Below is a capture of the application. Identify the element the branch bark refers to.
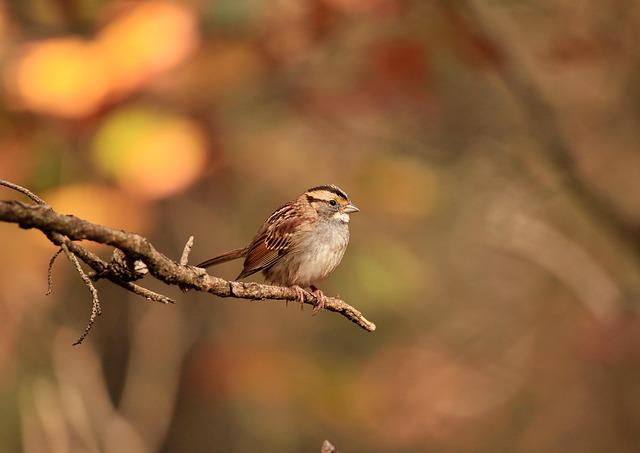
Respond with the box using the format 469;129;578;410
0;198;376;333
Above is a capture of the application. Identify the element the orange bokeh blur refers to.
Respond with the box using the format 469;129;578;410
6;38;110;117
45;183;152;235
3;1;198;118
96;1;199;97
92;107;208;200
2;1;640;451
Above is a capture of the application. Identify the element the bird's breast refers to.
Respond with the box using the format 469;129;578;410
265;221;349;287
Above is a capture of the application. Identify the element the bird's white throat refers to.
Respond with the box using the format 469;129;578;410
333;212;350;223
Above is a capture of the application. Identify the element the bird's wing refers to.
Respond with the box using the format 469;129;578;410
236;203;303;279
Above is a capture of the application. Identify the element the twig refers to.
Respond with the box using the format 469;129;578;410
61;243;102;345
46;248;63;295
116;280;174;304
0;179;48;205
0;190;376;332
57;236;174;304
92;248;148;282
321;440;338;453
180;236;194;266
2;178;175;344
1;179;106;343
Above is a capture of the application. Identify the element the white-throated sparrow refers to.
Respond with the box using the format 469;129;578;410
196;184;359;311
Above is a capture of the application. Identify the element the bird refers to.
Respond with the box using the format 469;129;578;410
196;184;359;311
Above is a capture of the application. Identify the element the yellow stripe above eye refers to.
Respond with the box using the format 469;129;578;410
306;190;347;204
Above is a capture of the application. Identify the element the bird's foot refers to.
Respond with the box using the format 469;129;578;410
310;285;326;314
290;285;307;310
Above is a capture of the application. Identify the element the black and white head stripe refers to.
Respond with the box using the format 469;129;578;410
305;184;349;201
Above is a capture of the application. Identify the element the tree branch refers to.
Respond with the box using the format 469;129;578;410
321;440;338;453
55;234;174;305
0;197;376;333
60;242;102;345
46;248;63;296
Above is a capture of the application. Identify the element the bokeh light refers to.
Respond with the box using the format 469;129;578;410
2;1;640;452
92;107;207;199
96;1;199;96
45;183;152;234
3;1;198;118
5;38;109;117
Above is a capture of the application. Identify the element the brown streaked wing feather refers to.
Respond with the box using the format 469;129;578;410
236;203;303;279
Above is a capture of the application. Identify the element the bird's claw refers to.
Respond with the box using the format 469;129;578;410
311;287;326;315
287;285;326;313
290;285;307;310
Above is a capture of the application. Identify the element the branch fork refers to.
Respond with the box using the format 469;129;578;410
0;180;376;343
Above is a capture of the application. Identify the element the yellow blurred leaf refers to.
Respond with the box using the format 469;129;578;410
97;1;199;95
5;38;109;117
3;1;198;118
92;107;207;199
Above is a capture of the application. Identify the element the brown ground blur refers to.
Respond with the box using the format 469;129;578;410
1;1;640;452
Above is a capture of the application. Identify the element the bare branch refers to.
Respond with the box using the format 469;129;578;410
321;440;338;453
61;242;102;345
0;179;48;205
46;248;63;296
56;236;174;305
92;248;148;282
115;281;174;304
2;178;175;342
0;196;376;333
180;236;195;266
2;179;107;342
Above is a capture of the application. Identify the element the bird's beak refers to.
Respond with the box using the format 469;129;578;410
343;203;359;213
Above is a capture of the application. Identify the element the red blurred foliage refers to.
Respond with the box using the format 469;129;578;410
365;37;431;99
440;5;503;70
321;0;406;16
579;316;640;364
545;34;617;66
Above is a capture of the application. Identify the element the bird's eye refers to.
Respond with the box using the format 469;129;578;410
329;200;337;206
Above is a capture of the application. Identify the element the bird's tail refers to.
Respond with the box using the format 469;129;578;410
196;247;247;269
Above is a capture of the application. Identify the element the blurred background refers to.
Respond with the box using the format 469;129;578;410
1;0;640;451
